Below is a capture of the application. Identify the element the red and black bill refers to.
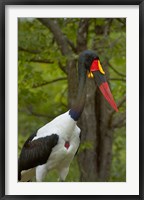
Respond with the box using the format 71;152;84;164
90;60;118;112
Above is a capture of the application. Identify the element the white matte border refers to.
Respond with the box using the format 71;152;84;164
5;5;139;195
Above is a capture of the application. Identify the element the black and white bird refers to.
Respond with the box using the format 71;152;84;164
18;50;118;182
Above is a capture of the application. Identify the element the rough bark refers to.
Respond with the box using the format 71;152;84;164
96;89;114;181
74;19;98;181
78;79;98;181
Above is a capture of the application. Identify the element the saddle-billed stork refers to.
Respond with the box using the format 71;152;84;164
18;50;118;182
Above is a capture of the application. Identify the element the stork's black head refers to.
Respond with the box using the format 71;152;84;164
78;50;99;71
78;50;118;112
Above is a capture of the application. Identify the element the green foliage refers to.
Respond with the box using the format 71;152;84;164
18;18;126;182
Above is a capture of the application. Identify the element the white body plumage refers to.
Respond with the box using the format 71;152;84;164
32;111;81;181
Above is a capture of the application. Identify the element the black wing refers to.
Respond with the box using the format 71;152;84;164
18;133;59;181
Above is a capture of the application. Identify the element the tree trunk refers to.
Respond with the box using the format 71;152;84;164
78;79;98;181
77;19;115;182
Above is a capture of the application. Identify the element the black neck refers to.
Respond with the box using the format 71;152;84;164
69;66;86;121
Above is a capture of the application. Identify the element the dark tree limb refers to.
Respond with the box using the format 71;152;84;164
66;38;77;53
58;61;68;75
32;77;67;88
77;19;89;51
108;95;126;128
59;87;68;108
110;95;126;116
116;18;126;26
109;64;126;77
19;107;54;120
117;95;126;108
111;112;126;129
114;95;126;114
76;19;89;52
18;46;41;54
29;58;54;64
28;110;52;119
109;78;126;82
104;19;113;36
37;18;70;56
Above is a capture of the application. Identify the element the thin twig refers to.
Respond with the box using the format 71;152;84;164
29;59;54;64
58;61;68;74
66;39;77;53
109;64;126;77
18;46;41;54
111;112;126;129
32;77;67;88
27;106;56;120
109;78;126;82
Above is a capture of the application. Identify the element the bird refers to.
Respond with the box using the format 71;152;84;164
18;50;118;182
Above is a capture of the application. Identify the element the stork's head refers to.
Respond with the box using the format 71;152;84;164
78;50;118;112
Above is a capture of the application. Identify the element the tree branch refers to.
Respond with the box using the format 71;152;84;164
104;19;113;36
117;95;126;109
32;77;67;88
59;87;68;108
26;107;55;120
111;112;126;129
109;62;126;77
37;18;70;56
58;61;68;74
18;46;41;54
66;38;77;53
76;18;89;52
29;58;54;64
108;95;126;128
116;18;126;26
109;78;126;82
